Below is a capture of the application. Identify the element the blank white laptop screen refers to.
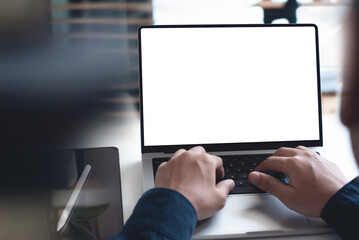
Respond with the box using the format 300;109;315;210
140;25;320;147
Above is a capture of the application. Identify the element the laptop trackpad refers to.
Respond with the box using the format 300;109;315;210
193;194;310;238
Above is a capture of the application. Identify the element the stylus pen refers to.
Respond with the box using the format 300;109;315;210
56;164;92;232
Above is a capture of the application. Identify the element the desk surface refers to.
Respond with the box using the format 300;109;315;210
70;94;357;240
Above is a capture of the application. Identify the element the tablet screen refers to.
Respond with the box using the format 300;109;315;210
46;147;123;240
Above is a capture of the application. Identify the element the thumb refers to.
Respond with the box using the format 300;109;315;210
249;171;290;200
216;179;235;197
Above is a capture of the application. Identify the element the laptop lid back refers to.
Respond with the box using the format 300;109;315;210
138;24;322;154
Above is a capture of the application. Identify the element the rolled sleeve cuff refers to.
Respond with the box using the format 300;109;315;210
121;188;197;240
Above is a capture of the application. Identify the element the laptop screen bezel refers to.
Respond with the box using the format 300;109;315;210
138;24;323;154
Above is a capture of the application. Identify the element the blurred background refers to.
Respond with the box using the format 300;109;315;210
0;0;348;150
0;0;350;239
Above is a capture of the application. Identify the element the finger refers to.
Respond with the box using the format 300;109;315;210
295;145;309;151
216;179;235;198
158;161;167;169
172;149;186;159
156;161;167;175
189;146;224;177
255;156;290;174
188;146;223;172
154;162;167;183
210;155;224;178
249;171;292;200
188;146;206;154
273;147;299;157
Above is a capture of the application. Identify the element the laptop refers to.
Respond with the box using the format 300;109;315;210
138;24;333;239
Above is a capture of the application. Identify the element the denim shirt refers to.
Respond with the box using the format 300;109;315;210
111;188;197;240
321;176;359;240
112;177;359;240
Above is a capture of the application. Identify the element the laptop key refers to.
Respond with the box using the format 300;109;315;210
226;174;240;180
251;161;258;167
239;161;246;167
239;173;248;180
235;167;244;173
235;180;248;187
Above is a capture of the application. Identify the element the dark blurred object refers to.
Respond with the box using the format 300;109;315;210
0;0;51;43
0;1;143;239
0;0;152;151
0;0;150;151
263;0;298;23
0;41;128;150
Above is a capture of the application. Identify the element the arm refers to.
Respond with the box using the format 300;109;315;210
249;146;355;238
321;177;359;239
112;188;197;240
112;147;234;240
248;146;348;217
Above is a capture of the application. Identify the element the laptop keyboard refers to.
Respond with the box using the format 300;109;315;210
152;154;289;194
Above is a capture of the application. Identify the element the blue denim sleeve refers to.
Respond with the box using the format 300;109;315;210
111;188;198;240
321;176;359;240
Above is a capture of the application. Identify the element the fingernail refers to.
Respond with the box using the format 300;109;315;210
226;179;235;189
249;172;260;185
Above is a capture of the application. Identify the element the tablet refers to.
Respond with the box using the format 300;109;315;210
46;147;123;240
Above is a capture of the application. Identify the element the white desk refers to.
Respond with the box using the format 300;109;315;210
72;105;357;239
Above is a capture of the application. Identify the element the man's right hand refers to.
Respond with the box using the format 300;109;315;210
249;146;349;217
155;146;235;220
